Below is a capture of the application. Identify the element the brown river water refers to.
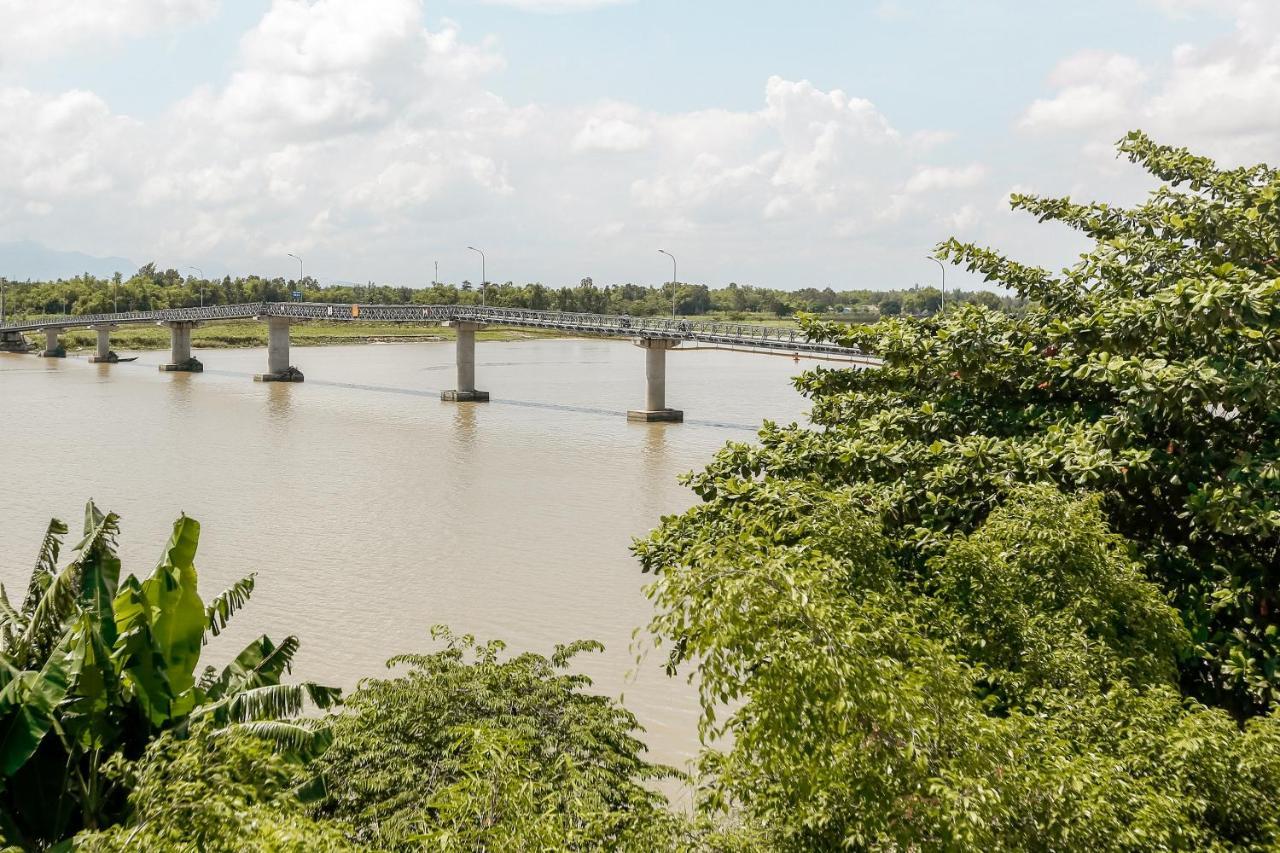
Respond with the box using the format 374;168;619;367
0;337;818;783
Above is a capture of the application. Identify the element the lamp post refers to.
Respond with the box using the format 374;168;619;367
287;253;303;301
926;256;946;317
467;246;486;307
187;266;205;307
658;249;677;317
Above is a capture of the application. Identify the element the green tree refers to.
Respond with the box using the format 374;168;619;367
638;484;1280;849
0;503;338;848
310;628;682;851
633;131;1280;847
72;727;354;852
664;131;1280;716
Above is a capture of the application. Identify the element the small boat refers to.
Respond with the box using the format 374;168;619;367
116;356;139;362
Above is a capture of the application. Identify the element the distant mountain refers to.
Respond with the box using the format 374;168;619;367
0;240;135;281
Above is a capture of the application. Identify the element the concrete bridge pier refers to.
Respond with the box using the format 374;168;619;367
87;325;118;363
39;329;66;358
627;338;683;423
255;316;304;382
159;322;202;372
1;330;31;353
441;321;488;402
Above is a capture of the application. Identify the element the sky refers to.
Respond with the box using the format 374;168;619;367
0;0;1275;290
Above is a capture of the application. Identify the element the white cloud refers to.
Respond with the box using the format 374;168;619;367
572;110;653;153
944;204;980;231
0;0;217;65
904;164;987;194
1019;3;1280;163
1020;52;1148;131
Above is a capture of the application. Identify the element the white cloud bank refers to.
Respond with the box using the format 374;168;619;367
0;0;217;65
1020;0;1280;163
0;0;1275;287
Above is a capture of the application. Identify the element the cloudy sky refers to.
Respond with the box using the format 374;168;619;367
0;0;1275;289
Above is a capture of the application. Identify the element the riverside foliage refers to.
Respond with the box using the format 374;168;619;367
635;132;1280;848
6;132;1280;850
0;505;337;849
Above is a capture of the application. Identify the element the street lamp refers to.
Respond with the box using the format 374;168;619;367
287;253;303;301
187;266;205;307
926;256;946;316
658;249;677;317
467;246;486;307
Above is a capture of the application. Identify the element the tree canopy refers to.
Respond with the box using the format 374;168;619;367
635;132;1280;848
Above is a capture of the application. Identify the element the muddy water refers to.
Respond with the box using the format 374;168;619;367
0;338;817;780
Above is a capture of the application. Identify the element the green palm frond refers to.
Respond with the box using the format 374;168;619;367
231;719;335;760
205;634;301;701
203;573;256;643
196;664;220;694
195;681;341;725
19;518;67;617
0;587;23;652
12;559;83;667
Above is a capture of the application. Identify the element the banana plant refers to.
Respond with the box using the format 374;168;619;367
0;503;339;848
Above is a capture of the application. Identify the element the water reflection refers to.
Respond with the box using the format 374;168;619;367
264;383;294;424
451;401;479;449
164;371;194;413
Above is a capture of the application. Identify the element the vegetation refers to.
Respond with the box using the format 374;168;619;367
1;264;1016;322
6;131;1280;850
635;132;1280;847
71;727;353;852
0;504;337;849
310;629;690;851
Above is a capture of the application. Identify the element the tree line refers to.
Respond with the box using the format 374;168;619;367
1;265;1018;321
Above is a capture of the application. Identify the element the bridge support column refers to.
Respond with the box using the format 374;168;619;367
159;322;202;372
627;338;682;422
1;330;31;353
39;329;65;358
255;317;304;382
441;321;488;402
87;325;118;363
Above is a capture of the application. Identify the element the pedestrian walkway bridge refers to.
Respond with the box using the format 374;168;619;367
0;302;870;423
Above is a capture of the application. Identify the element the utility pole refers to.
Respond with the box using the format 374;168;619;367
467;246;486;307
187;266;204;307
287;253;303;301
926;256;946;316
434;260;439;286
658;249;677;317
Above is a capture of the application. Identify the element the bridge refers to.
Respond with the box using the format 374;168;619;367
0;302;868;422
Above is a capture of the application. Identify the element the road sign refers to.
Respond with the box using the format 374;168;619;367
292;291;302;300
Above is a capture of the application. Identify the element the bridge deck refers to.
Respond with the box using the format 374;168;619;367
0;303;863;357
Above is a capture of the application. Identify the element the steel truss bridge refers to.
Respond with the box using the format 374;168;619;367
0;302;864;358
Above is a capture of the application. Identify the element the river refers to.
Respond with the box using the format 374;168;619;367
0;337;816;783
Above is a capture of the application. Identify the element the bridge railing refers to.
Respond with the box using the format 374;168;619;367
0;302;863;355
0;303;268;332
